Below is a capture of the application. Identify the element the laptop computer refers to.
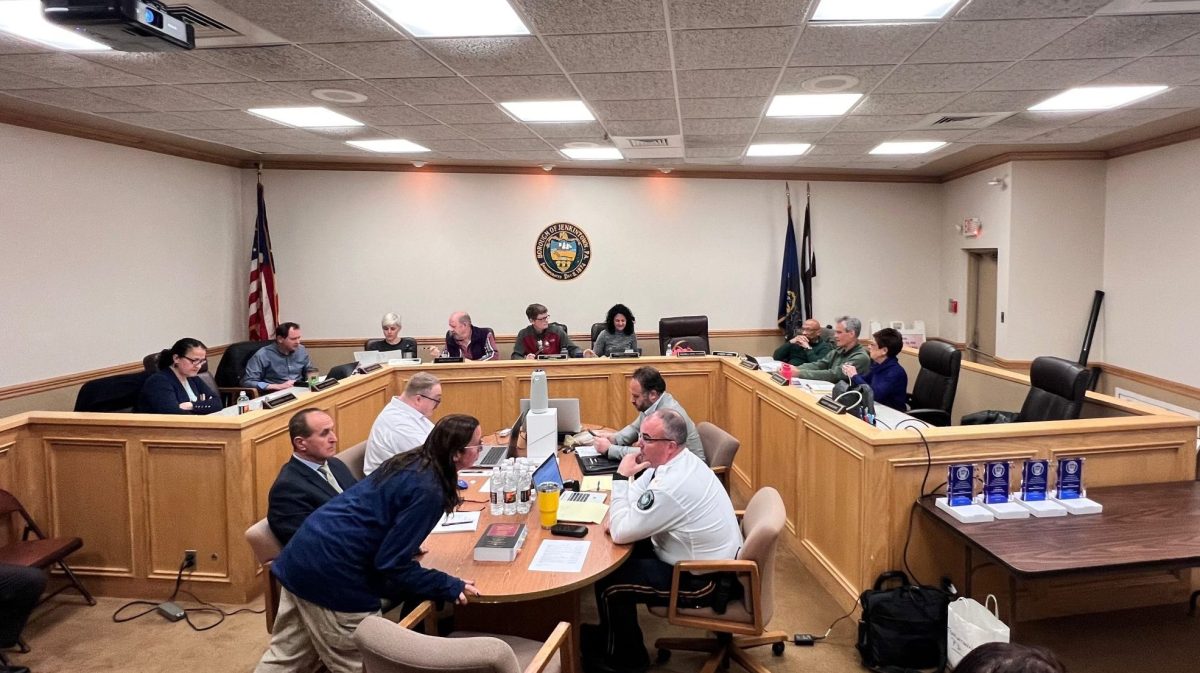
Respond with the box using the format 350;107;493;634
518;398;582;433
574;452;622;476
473;414;523;468
532;453;607;504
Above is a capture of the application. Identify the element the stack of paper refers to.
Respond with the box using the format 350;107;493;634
557;501;608;524
581;475;613;492
430;510;481;533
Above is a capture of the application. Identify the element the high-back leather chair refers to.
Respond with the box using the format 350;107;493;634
74;371;151;412
365;337;418;355
244;518;283;633
650;487;788;672
1017;356;1090;422
590;322;606;349
214;340;271;398
658;315;709;355
338;440;368;481
697;422;739;492
906;341;962;426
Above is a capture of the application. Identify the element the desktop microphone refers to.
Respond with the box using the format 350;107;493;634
530;369;549;411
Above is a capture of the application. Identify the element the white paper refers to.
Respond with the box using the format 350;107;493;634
429;510;481;533
575;446;601;458
528;540;591;573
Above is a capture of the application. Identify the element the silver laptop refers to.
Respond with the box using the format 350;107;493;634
518;398;582;434
472;444;509;468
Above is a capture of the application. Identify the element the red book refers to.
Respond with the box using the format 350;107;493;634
473;523;528;562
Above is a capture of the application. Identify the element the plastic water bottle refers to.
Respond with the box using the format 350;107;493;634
236;390;250;414
489;466;503;515
516;467;532;514
502;466;517;515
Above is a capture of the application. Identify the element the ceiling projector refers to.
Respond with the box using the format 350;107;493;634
42;1;195;51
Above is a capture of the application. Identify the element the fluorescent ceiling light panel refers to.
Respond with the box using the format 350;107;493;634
767;93;862;117
365;0;529;37
746;143;812;157
246;107;364;128
347;139;431;153
500;100;594;122
869;141;947;154
0;0;111;51
560;147;623;160
1028;85;1168;111
812;0;960;21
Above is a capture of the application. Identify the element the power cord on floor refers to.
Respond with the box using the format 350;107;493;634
112;557;263;631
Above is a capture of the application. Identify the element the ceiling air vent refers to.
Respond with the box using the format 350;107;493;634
627;137;671;147
160;2;287;47
611;134;684;158
916;112;1013;130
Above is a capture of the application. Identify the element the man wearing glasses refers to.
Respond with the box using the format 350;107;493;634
511;303;592;359
795;315;872;383
583;409;742;673
364;372;442;475
592;366;704;461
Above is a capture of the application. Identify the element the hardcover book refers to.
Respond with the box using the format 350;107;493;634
473;523;528;562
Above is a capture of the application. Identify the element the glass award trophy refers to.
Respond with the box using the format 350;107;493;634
1016;459;1066;517
935;462;993;523
1051;457;1102;514
980;461;1028;519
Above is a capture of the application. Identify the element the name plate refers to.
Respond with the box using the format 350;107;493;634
360;363;384;373
982;461;1010;504
536;353;568;360
610;351;640;359
434;356;463;364
947;463;975;506
713;350;739;357
738;358;760;371
1021;459;1049;502
770;372;790;386
261;392;298;409
676;350;707;357
817;395;847;414
311;378;339;391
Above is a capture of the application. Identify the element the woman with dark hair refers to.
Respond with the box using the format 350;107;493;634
593;303;638;357
256;414;482;673
955;642;1067;673
136;338;222;414
842;327;909;411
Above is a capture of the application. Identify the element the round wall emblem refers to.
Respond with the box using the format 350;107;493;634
535;222;591;280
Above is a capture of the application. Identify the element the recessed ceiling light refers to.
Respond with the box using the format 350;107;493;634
812;0;961;21
364;0;529;38
747;143;812;157
561;147;623;161
1028;85;1169;111
247;107;364;128
766;93;862;117
347;139;431;153
500;100;595;122
311;88;369;104
0;0;110;51
869;141;947;155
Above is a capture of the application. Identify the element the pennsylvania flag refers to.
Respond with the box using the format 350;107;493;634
777;186;803;338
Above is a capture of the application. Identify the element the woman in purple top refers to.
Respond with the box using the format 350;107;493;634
843;327;909;411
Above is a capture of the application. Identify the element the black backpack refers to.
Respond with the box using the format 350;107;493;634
856;571;951;673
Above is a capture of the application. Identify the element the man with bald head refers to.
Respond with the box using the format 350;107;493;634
428;312;498;361
772;318;832;366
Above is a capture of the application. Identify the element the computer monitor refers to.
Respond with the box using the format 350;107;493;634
518;398;582;433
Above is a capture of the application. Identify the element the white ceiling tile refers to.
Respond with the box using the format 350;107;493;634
420;139;496;152
0;72;59;90
175;110;290;130
1128;85;1200;108
908;19;1081;64
422;37;560;76
528;121;606;138
751;132;823;144
238;142;306;154
891;129;975;141
607;119;681;136
515;0;665;33
546;32;670;73
213;0;399;43
682;118;758;134
1032;15;1200;60
875;63;1013;94
4;88;149;113
820;131;896;144
174;82;308;108
483;137;555;151
0;53;151;87
680;97;765;118
468;74;578;100
178;129;266;146
572;71;675;101
978;58;1129;91
328;106;428;126
1155;32;1200;56
303;125;382;139
757;117;840;133
415;103;510;124
1026;126;1125;143
592;99;677;120
684;133;752;147
85;86;230;112
268;80;401;106
1072;107;1184;127
834;115;925;131
677;69;780;98
244;128;327;143
369;78;488;105
992;111;1092;130
497;150;562;161
0;33;44;55
960;127;1043;142
102;112;216;130
853;93;964;116
952;0;1113;20
1089;56;1200;86
809;143;873;156
685;147;743;158
791;24;937;67
303;41;451;78
776;65;894;93
375;124;465;139
450;123;537;138
667;0;811;29
674;27;797;70
77;52;252;85
192;45;351;81
946;90;1059;112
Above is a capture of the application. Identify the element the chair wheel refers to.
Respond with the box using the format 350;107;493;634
657;648;671;663
772;642;785;656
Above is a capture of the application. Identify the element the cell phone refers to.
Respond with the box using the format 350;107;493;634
550;524;588;538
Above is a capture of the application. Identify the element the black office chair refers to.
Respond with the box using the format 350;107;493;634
327;362;358;380
74;371;150;412
590;322;606;349
658;315;709;355
365;337;418;354
961;356;1090;425
906;341;962;427
214;339;271;400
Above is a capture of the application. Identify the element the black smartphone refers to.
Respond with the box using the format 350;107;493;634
550;524;588;538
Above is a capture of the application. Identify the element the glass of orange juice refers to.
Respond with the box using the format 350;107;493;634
536;482;560;529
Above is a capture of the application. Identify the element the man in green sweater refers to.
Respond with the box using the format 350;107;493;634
773;318;833;366
796;316;871;383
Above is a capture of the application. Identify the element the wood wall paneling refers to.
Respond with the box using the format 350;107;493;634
756;397;799;535
720;376;756;494
143;441;229;580
434;377;507;435
331;384;391;449
251;425;294;522
801;423;866;596
45;437;133;574
517;373;618;430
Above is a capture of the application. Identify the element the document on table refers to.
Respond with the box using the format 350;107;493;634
581;475;613;492
557;500;608;524
430;510;480;533
529;540;591;573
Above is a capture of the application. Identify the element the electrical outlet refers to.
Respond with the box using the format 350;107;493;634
183;549;197;569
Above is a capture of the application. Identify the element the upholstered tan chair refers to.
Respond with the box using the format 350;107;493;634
354;600;569;673
243;518;283;633
697;422;740;492
337;440;368;481
650;487;788;673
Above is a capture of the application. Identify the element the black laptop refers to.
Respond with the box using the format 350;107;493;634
575;452;621;475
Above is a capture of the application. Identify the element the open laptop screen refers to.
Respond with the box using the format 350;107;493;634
532;452;563;489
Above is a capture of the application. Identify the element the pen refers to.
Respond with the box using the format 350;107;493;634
587;429;597;436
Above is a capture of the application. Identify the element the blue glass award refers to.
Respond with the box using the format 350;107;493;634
983;461;1010;505
1055;457;1083;500
1021;459;1049;502
947;463;975;506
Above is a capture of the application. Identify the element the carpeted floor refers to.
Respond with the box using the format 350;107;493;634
10;550;1200;672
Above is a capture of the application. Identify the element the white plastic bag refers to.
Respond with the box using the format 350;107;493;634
947;595;1010;667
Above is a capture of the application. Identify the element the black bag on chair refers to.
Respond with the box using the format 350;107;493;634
856;571;951;673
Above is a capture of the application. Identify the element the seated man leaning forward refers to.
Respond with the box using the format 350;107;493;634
582;409;744;673
268;408;357;546
592;366;704;462
243;322;315;392
772;318;833;366
428;312;498;361
795;315;871;383
363;372;441;475
511;303;591;359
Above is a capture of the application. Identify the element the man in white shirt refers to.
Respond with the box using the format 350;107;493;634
583;409;743;673
363;372;441;475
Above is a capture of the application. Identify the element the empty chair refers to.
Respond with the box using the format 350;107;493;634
213;339;270;399
338;440;368;481
354;599;569;673
244;518;283;633
697;422;740;492
906;341;962;427
1016;356;1091;422
650;487;788;673
0;489;95;610
658;315;709;355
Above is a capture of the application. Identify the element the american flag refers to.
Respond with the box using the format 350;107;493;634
248;182;278;340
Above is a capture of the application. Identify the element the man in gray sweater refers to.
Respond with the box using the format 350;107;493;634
795;315;871;383
593;366;705;461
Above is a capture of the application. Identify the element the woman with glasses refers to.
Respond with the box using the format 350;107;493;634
256;414;482;673
136;337;222;414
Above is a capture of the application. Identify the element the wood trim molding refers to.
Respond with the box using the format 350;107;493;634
1098;362;1200;401
0;345;228;402
939;150;1108;182
1105;124;1200;159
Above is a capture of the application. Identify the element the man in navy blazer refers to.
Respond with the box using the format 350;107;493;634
268;408;358;546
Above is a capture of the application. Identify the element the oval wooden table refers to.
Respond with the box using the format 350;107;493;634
421;433;630;673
